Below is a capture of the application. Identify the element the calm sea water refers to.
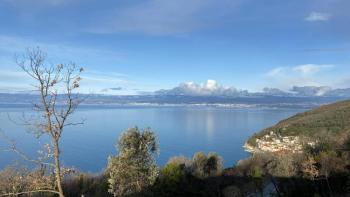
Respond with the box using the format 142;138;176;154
0;105;305;172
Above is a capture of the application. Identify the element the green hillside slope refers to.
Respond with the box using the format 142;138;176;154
247;99;350;147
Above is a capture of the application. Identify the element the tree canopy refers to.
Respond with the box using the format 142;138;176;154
107;127;159;197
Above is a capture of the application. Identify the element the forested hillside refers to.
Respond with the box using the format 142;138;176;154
248;99;350;147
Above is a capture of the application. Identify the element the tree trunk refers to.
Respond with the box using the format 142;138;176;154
270;176;281;197
53;139;65;197
325;177;333;197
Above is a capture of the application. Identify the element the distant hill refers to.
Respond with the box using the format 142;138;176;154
247;99;350;147
0;93;348;109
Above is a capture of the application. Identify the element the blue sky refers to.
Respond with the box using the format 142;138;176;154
0;0;349;95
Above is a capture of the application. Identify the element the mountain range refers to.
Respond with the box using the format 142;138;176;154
1;87;350;109
1;78;350;108
155;81;350;97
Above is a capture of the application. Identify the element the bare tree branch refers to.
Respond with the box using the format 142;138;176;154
0;130;54;167
0;189;60;197
1;148;55;168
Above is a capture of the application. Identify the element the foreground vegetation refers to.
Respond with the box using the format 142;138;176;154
2;123;350;196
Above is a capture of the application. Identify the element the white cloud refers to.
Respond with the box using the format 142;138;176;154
156;79;247;96
334;76;350;89
266;67;287;77
265;64;335;90
305;12;331;22
181;80;222;94
292;64;334;75
266;64;334;76
291;86;332;96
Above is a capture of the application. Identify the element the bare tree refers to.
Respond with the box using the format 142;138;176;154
2;47;84;197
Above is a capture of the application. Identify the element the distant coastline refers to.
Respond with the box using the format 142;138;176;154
0;93;348;109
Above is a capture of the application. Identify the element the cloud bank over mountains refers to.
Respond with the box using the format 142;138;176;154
156;80;350;97
155;80;248;97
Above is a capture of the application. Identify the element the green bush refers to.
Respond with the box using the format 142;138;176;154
161;163;184;187
192;152;223;178
106;127;159;197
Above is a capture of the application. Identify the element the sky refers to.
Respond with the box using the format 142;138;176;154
0;0;349;95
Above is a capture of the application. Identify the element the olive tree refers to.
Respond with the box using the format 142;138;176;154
107;127;159;197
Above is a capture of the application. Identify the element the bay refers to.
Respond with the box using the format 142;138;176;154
0;105;305;173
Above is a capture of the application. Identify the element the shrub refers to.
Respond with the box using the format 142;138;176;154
106;127;159;197
191;152;223;178
62;173;110;197
0;165;55;197
160;163;184;187
266;154;297;177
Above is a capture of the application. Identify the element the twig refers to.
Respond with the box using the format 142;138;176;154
0;189;60;196
1;148;55;167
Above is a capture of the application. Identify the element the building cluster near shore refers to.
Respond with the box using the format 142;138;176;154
244;131;316;153
256;131;303;153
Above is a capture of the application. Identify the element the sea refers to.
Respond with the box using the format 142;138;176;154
0;104;306;173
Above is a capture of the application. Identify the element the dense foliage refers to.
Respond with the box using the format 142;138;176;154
106;127;159;197
3;139;350;197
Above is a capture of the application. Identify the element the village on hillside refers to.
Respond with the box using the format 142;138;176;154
244;131;316;153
